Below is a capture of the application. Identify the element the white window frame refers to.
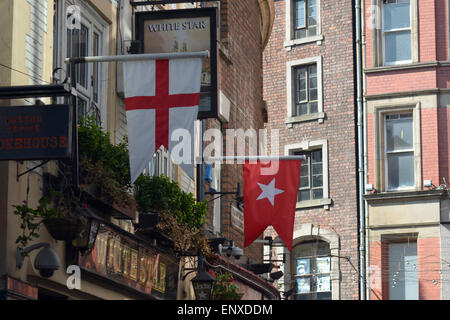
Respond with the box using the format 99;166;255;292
292;240;332;300
285;0;323;49
285;139;331;209
382;0;413;66
373;102;422;192
286;56;324;126
289;224;340;300
54;0;109;129
371;0;418;67
384;113;415;191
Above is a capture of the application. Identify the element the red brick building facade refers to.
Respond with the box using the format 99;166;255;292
263;0;359;300
202;0;274;263
363;0;450;300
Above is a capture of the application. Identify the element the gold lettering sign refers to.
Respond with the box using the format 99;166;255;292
80;224;172;296
130;249;138;281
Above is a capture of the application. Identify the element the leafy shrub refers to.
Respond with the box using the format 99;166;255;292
78;117;132;206
134;174;207;229
78;116;131;188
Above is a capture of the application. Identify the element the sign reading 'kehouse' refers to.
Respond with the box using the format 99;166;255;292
0;105;71;160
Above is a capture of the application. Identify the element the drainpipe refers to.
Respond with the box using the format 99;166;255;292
355;0;366;300
361;0;370;300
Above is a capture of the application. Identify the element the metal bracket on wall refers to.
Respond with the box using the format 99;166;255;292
204;183;242;203
16;160;50;180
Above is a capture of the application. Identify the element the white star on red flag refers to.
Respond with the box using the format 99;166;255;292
256;178;285;206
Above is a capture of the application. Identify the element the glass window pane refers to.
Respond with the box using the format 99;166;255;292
93;32;100;103
312;163;322;175
387;152;414;189
312;188;323;199
309;89;318;101
312;175;322;188
300;176;309;188
388;242;418;300
299;78;307;91
307;26;317;37
299;190;310;201
296;277;311;293
312;150;322;163
316;257;331;273
310;102;318;114
316;274;331;292
386;116;413;151
383;0;411;30
76;24;89;88
308;0;317;26
301;160;309;174
295;28;307;39
299;90;307;102
300;103;308;115
385;30;412;63
295;1;306;28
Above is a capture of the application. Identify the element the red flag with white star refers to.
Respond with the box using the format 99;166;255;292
243;160;301;251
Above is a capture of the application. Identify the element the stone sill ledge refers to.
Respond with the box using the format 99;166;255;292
286;112;325;127
364;189;446;202
296;198;332;210
364;61;450;74
284;35;324;50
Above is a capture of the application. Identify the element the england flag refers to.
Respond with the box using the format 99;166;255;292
123;58;202;183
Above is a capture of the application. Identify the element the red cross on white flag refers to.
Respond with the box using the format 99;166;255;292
123;58;202;183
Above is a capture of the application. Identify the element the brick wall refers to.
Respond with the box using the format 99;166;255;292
203;0;266;262
263;0;359;300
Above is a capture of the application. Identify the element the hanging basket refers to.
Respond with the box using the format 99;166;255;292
43;217;86;241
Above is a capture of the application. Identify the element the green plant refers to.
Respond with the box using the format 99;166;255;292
78;116;132;206
13;189;87;248
134;174;207;229
13;199;49;249
209;270;241;299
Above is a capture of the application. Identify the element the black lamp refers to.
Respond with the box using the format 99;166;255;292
191;269;216;300
72;208;100;252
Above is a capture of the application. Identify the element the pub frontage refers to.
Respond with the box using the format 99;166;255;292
0;0;278;301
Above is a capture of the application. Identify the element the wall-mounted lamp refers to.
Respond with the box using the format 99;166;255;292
191;269;216;300
16;242;60;278
184;255;216;300
72;209;100;253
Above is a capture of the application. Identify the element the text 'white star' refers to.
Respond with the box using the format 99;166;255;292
256;178;284;206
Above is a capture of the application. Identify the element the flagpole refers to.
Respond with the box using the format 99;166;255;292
64;50;210;65
201;155;306;162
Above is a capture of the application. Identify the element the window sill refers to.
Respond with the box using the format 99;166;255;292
286;112;325;127
296;198;332;210
284;35;324;50
364;61;443;74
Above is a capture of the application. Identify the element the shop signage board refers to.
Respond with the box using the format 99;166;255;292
135;7;218;119
0;105;71;160
78;223;179;299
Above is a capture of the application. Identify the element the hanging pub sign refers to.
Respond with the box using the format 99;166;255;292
135;7;218;119
0;105;71;161
78;223;179;299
